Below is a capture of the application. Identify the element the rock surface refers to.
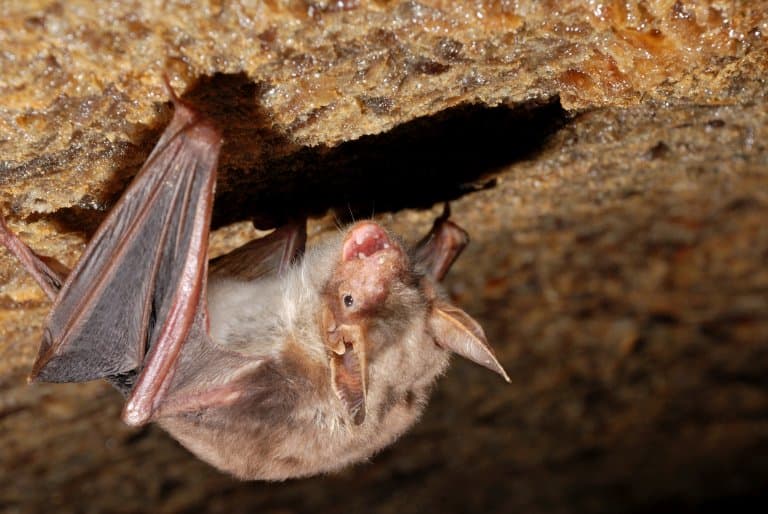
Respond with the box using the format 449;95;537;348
1;1;767;513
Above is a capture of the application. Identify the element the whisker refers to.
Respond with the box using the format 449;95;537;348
347;203;355;224
332;212;344;233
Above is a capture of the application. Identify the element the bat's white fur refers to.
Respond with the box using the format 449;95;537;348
206;232;342;362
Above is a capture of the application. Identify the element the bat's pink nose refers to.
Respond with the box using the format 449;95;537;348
342;222;393;262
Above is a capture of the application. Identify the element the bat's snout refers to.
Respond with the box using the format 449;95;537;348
342;222;397;262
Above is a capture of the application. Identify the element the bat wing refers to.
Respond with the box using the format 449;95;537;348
31;96;222;427
210;221;306;281
124;222;307;423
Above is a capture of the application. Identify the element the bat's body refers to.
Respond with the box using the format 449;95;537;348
0;91;508;480
164;239;449;479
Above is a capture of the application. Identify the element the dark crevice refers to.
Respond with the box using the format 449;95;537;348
185;73;570;229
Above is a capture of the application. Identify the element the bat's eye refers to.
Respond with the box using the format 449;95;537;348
343;294;354;308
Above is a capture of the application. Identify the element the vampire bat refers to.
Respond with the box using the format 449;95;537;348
0;90;509;480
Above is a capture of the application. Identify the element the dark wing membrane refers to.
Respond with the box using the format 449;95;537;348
31;101;221;397
210;222;307;281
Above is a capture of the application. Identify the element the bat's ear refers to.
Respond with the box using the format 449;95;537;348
330;344;367;425
324;308;368;425
429;301;510;382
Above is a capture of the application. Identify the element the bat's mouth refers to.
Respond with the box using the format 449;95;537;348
342;222;396;262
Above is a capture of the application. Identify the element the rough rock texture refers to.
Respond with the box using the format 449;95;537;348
1;1;767;513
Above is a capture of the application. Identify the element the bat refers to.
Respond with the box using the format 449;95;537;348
0;88;509;480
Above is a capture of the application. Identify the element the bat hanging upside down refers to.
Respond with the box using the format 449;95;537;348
0;90;509;480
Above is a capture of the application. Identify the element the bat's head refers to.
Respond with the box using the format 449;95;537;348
320;222;414;425
326;222;410;325
321;220;509;426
